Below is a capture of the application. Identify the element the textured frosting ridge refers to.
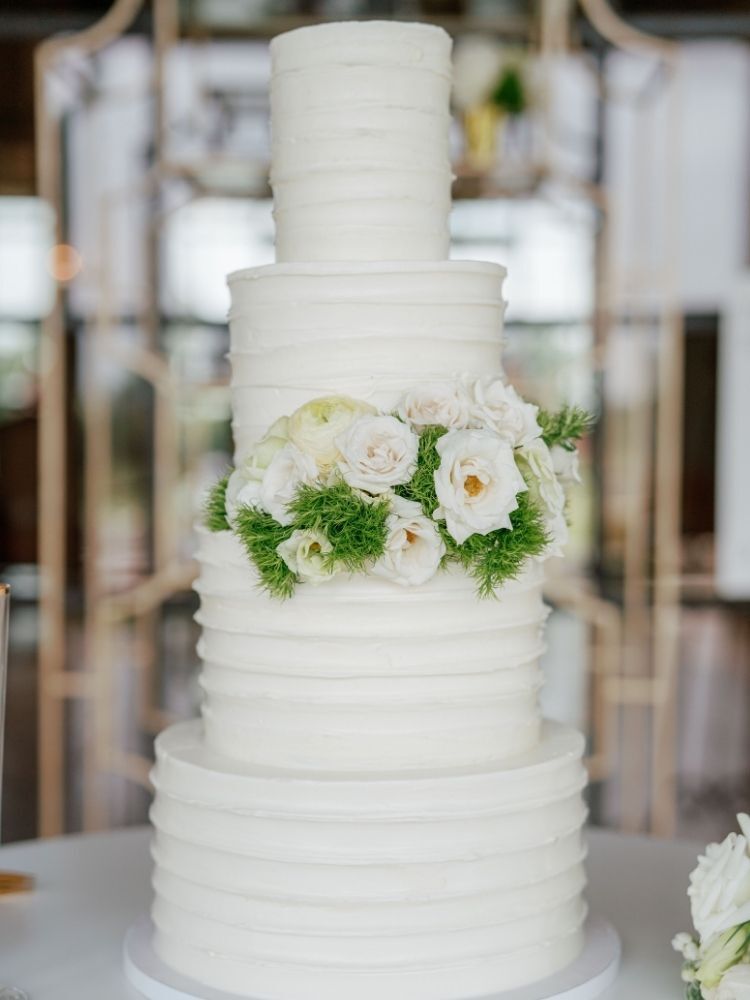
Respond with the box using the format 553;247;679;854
270;22;453;262
149;19;588;1000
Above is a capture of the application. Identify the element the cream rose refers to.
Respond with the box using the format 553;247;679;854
288;395;376;469
468;376;541;447
690;815;750;947
225;422;290;524
372;497;446;587
433;429;527;544
277;529;336;585
398;381;471;431
258;443;318;525
336;415;419;494
518;437;568;557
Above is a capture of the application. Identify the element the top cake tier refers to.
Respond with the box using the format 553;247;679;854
269;21;453;263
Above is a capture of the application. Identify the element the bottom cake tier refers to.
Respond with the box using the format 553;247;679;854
149;719;588;1000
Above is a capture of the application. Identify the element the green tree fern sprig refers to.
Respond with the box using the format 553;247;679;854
233;506;296;599
288;481;390;573
538;405;593;451
203;473;231;532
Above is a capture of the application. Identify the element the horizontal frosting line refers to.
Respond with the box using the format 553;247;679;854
194;648;547;680
150;809;588;867
227;260;506;282
149;839;589;905
151;898;587;969
151;870;587;940
150;773;586;823
193;609;549;639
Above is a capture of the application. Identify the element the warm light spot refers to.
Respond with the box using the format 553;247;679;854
47;243;82;282
464;474;483;498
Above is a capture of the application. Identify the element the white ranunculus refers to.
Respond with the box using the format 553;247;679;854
468;376;541;448
433;429;527;544
712;964;750;1000
277;529;336;585
288;395;376;469
398;381;472;431
518;437;568;557
372;496;446;587
258;443;318;525
225;426;290;524
336;415;419;495
689;815;750;948
551;443;582;485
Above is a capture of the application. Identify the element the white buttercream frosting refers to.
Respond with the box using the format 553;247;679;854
148;18;589;1000
227;261;506;462
150;719;587;998
270;22;453;261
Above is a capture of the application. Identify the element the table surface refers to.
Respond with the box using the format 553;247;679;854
0;826;695;1000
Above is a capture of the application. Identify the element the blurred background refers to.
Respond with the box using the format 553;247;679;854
0;0;748;845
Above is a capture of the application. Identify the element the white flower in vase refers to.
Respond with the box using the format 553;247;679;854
689;815;750;947
372;497;446;587
259;444;319;526
467;375;541;448
398;381;471;431
288;395;376;470
336;414;419;494
277;529;336;585
433;429;527;544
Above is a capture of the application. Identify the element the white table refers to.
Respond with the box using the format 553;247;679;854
0;826;694;999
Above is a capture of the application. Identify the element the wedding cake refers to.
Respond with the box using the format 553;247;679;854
148;20;589;1000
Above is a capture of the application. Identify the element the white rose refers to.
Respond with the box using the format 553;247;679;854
225;425;290;524
336;415;419;495
372;496;446;587
433;429;527;544
713;964;750;1000
288;395;376;469
277;529;336;585
690;815;750;947
258;443;318;525
468;376;541;448
398;381;471;431
551;443;582;485
518;437;568;557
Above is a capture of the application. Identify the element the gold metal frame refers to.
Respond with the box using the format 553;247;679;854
33;0;684;836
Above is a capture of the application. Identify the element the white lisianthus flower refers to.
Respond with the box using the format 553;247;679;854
433;429;527;544
710;963;750;1000
225;422;290;524
689;815;750;947
288;395;376;469
277;529;336;585
258;443;318;526
467;376;542;448
336;415;419;495
517;437;568;557
372;496;446;587
551;443;582;486
398;381;472;431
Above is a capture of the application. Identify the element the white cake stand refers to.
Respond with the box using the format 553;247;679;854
124;915;621;1000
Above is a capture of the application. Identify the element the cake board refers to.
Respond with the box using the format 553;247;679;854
124;915;621;1000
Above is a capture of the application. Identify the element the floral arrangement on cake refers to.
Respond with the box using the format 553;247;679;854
673;814;750;1000
203;375;590;598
